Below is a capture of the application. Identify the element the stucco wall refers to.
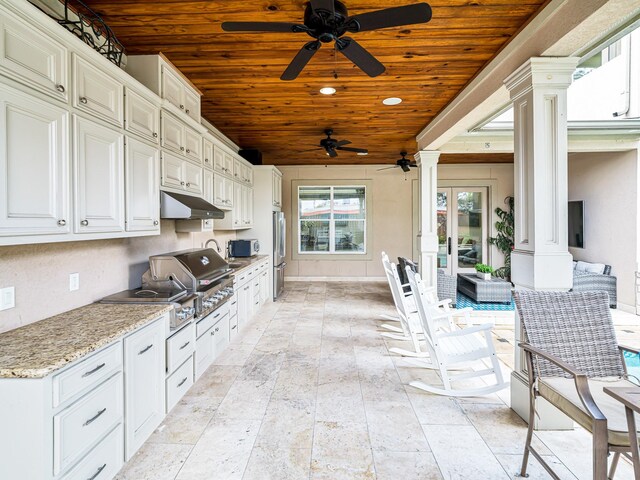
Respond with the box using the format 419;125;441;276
0;224;236;333
568;150;638;310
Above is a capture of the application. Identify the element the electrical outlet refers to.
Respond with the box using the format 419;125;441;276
69;273;80;292
0;287;15;311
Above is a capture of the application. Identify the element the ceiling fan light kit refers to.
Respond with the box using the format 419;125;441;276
383;97;403;106
221;1;432;81
319;87;337;95
378;152;418;172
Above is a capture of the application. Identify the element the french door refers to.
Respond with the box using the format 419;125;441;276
437;187;488;276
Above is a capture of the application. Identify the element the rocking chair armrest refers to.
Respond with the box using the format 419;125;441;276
519;343;607;422
451;307;474;315
436;299;452;307
438;323;493;337
619;344;640;355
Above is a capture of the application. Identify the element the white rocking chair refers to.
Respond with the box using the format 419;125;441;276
405;267;508;397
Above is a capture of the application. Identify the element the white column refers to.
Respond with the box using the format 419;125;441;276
505;57;579;429
415;150;440;289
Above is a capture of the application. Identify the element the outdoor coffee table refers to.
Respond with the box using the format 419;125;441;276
603;386;640;478
457;273;512;303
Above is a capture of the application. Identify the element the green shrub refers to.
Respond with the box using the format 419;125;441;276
474;263;494;274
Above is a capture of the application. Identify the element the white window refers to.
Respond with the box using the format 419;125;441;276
298;185;366;254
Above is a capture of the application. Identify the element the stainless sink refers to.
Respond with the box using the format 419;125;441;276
228;262;246;269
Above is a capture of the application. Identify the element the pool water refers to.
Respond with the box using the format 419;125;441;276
624;350;640;382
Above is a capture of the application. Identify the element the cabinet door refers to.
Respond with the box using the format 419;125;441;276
125;88;159;143
184;88;200;122
184;127;202;164
223;153;234;177
124;317;165;460
160;65;184;111
232;182;243;228
213;173;225;208
203;139;213;170
160;112;184;155
275;174;282;208
233;158;242;182
73;55;123;126
245;164;254;186
0;7;68;101
260;270;269;305
74;117;125;233
213;145;225;174
161;152;184;190
243;187;254;227
203;169;214;205
224;177;234;209
0;86;70;236
237;282;250;328
184;162;203;195
125;137;159;232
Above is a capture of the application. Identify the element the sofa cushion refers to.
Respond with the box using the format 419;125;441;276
575;261;606;275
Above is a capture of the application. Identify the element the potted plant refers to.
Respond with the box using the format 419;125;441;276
475;263;494;281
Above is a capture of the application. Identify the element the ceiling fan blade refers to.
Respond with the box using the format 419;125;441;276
401;164;411;173
336;37;385;77
409;164;418;168
336;140;352;147
328;148;338;158
310;0;335;14
336;146;368;154
377;166;398;171
349;3;432;32
221;22;305;33
299;147;323;153
281;41;321;81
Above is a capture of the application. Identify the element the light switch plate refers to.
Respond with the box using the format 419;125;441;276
0;287;15;311
69;273;80;292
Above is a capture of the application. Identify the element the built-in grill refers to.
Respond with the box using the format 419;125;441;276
100;248;234;331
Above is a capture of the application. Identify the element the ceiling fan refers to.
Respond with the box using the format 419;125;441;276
378;152;417;172
303;129;368;157
221;1;432;81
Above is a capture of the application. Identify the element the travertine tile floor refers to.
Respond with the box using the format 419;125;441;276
116;281;640;480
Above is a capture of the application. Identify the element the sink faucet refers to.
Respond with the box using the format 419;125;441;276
205;238;222;253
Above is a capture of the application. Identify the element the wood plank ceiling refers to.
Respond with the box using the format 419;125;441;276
84;0;547;165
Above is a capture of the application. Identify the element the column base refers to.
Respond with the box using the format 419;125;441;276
511;371;574;430
511;250;573;291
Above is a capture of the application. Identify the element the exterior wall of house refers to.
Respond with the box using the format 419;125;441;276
279;165;417;279
0;225;236;333
568;150;639;310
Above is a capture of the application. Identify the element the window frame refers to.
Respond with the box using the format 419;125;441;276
292;179;373;261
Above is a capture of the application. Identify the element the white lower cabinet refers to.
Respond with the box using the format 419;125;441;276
123;317;165;460
64;424;123;480
74;116;125;234
166;357;194;413
259;269;269;306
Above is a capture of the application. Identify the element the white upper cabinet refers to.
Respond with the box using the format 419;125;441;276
272;170;282;209
203;138;213;170
160;65;183;111
125;137;160;233
161;152;184;190
125;88;159;144
223;152;234;176
234;159;253;186
73;54;123;126
0;7;68;102
0;86;70;238
160;111;185;155
203;169;214;205
184;126;202;164
213;145;225;175
74;116;124;233
184;162;203;196
243;185;254;227
184;88;200;122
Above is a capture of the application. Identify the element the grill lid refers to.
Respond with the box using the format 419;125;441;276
174;249;230;280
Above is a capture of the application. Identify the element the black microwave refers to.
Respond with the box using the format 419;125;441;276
228;239;260;257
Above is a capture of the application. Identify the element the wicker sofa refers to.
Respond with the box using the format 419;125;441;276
571;261;617;308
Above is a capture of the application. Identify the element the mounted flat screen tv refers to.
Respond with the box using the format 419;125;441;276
568;201;584;248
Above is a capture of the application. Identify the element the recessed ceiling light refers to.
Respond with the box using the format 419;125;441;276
357;152;368;156
383;97;402;106
320;87;336;95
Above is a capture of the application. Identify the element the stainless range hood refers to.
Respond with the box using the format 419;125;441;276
161;191;225;220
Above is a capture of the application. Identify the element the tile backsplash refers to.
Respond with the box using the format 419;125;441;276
0;221;236;333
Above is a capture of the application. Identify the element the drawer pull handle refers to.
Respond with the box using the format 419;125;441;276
213;312;221;318
179;341;190;350
211;330;215;336
180;104;184;110
56;84;65;93
231;325;237;330
79;96;88;104
186;149;191;153
82;362;106;378
153;220;159;226
215;327;220;332
87;463;107;480
244;286;250;291
153;132;158;138
231;301;237;305
180;146;185;151
138;344;153;355
57;219;66;226
80;219;89;226
186;109;190;114
83;407;107;426
177;377;188;387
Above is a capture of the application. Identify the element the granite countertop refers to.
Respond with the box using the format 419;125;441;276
0;303;172;379
228;254;270;274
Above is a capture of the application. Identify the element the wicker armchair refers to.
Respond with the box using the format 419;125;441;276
437;269;457;307
514;291;640;479
572;264;617;308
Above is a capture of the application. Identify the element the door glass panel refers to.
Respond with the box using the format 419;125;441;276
437;192;448;269
456;191;483;268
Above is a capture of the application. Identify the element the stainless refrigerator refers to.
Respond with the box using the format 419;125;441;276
273;211;286;300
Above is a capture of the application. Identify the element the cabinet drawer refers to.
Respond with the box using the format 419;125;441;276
53;343;122;408
0;7;68;102
166;323;195;374
63;424;123;480
196;304;229;338
228;295;238;318
73;55;123;126
166;358;193;412
125;88;159;143
53;373;123;475
211;314;230;359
